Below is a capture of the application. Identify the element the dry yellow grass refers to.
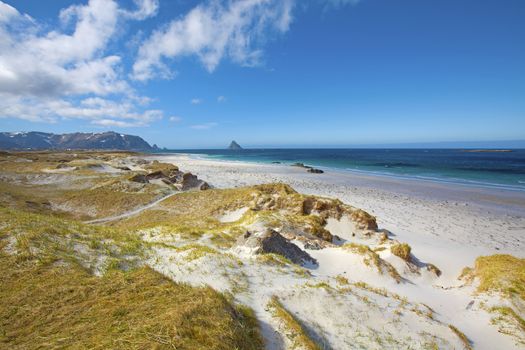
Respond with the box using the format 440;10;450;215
467;255;524;298
342;243;401;282
267;296;321;350
0;206;263;350
390;243;411;261
460;254;525;343
448;325;473;350
0;256;263;350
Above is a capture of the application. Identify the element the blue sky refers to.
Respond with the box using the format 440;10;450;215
0;0;524;148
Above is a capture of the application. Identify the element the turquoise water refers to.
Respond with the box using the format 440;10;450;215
167;149;525;192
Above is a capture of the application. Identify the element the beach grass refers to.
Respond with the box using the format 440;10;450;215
268;296;321;350
0;206;263;350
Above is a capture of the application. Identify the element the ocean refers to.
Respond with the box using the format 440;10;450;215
166;149;525;192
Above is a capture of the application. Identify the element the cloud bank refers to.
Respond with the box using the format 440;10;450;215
0;0;356;127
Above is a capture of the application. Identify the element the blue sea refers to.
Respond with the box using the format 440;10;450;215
167;149;525;192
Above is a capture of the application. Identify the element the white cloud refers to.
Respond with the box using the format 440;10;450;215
0;0;161;127
0;94;162;127
190;122;218;130
191;98;203;105
92;119;140;127
0;0;361;128
169;116;182;122
121;0;159;20
132;0;294;81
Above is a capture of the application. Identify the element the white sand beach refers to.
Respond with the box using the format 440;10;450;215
147;153;525;350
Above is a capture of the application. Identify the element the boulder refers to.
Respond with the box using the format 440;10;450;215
145;170;165;180
237;229;317;266
129;174;148;183
179;172;210;191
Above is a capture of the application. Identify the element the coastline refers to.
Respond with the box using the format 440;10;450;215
146;152;525;349
155;150;525;193
151;153;525;258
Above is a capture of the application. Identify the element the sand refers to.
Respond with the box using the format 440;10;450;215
144;153;525;350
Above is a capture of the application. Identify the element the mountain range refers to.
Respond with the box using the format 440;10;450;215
0;131;154;151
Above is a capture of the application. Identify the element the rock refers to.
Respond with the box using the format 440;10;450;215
237;229;317;266
307;168;324;174
145;170;165;180
292;162;311;168
228;141;243;150
179;172;210;191
304;241;323;250
129;174;148;183
116;166;131;171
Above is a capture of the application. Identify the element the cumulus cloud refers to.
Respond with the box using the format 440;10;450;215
0;0;360;128
169;116;182;122
0;0;160;127
132;0;294;81
190;122;218;130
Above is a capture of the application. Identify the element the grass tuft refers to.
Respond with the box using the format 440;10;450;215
267;296;321;350
391;243;411;262
448;325;472;350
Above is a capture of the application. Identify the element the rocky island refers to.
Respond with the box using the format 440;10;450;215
228;140;243;150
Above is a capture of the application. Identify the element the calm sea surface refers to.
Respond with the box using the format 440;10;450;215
165;149;525;191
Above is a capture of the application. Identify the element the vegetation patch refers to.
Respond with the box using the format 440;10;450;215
0;205;263;349
267;296;321;350
343;243;401;282
489;306;525;344
390;243;412;261
461;254;525;300
448;325;473;350
0;256;263;350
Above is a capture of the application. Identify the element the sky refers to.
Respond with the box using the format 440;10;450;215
0;0;524;148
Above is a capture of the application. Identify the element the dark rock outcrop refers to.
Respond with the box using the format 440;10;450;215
292;163;323;174
178;172;210;191
130;162;209;191
237;229;317;266
129;174;148;183
307;168;324;174
228;141;243;150
0;131;153;151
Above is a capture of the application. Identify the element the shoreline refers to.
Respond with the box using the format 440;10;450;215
146;152;525;348
150;153;525;259
154;151;525;193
